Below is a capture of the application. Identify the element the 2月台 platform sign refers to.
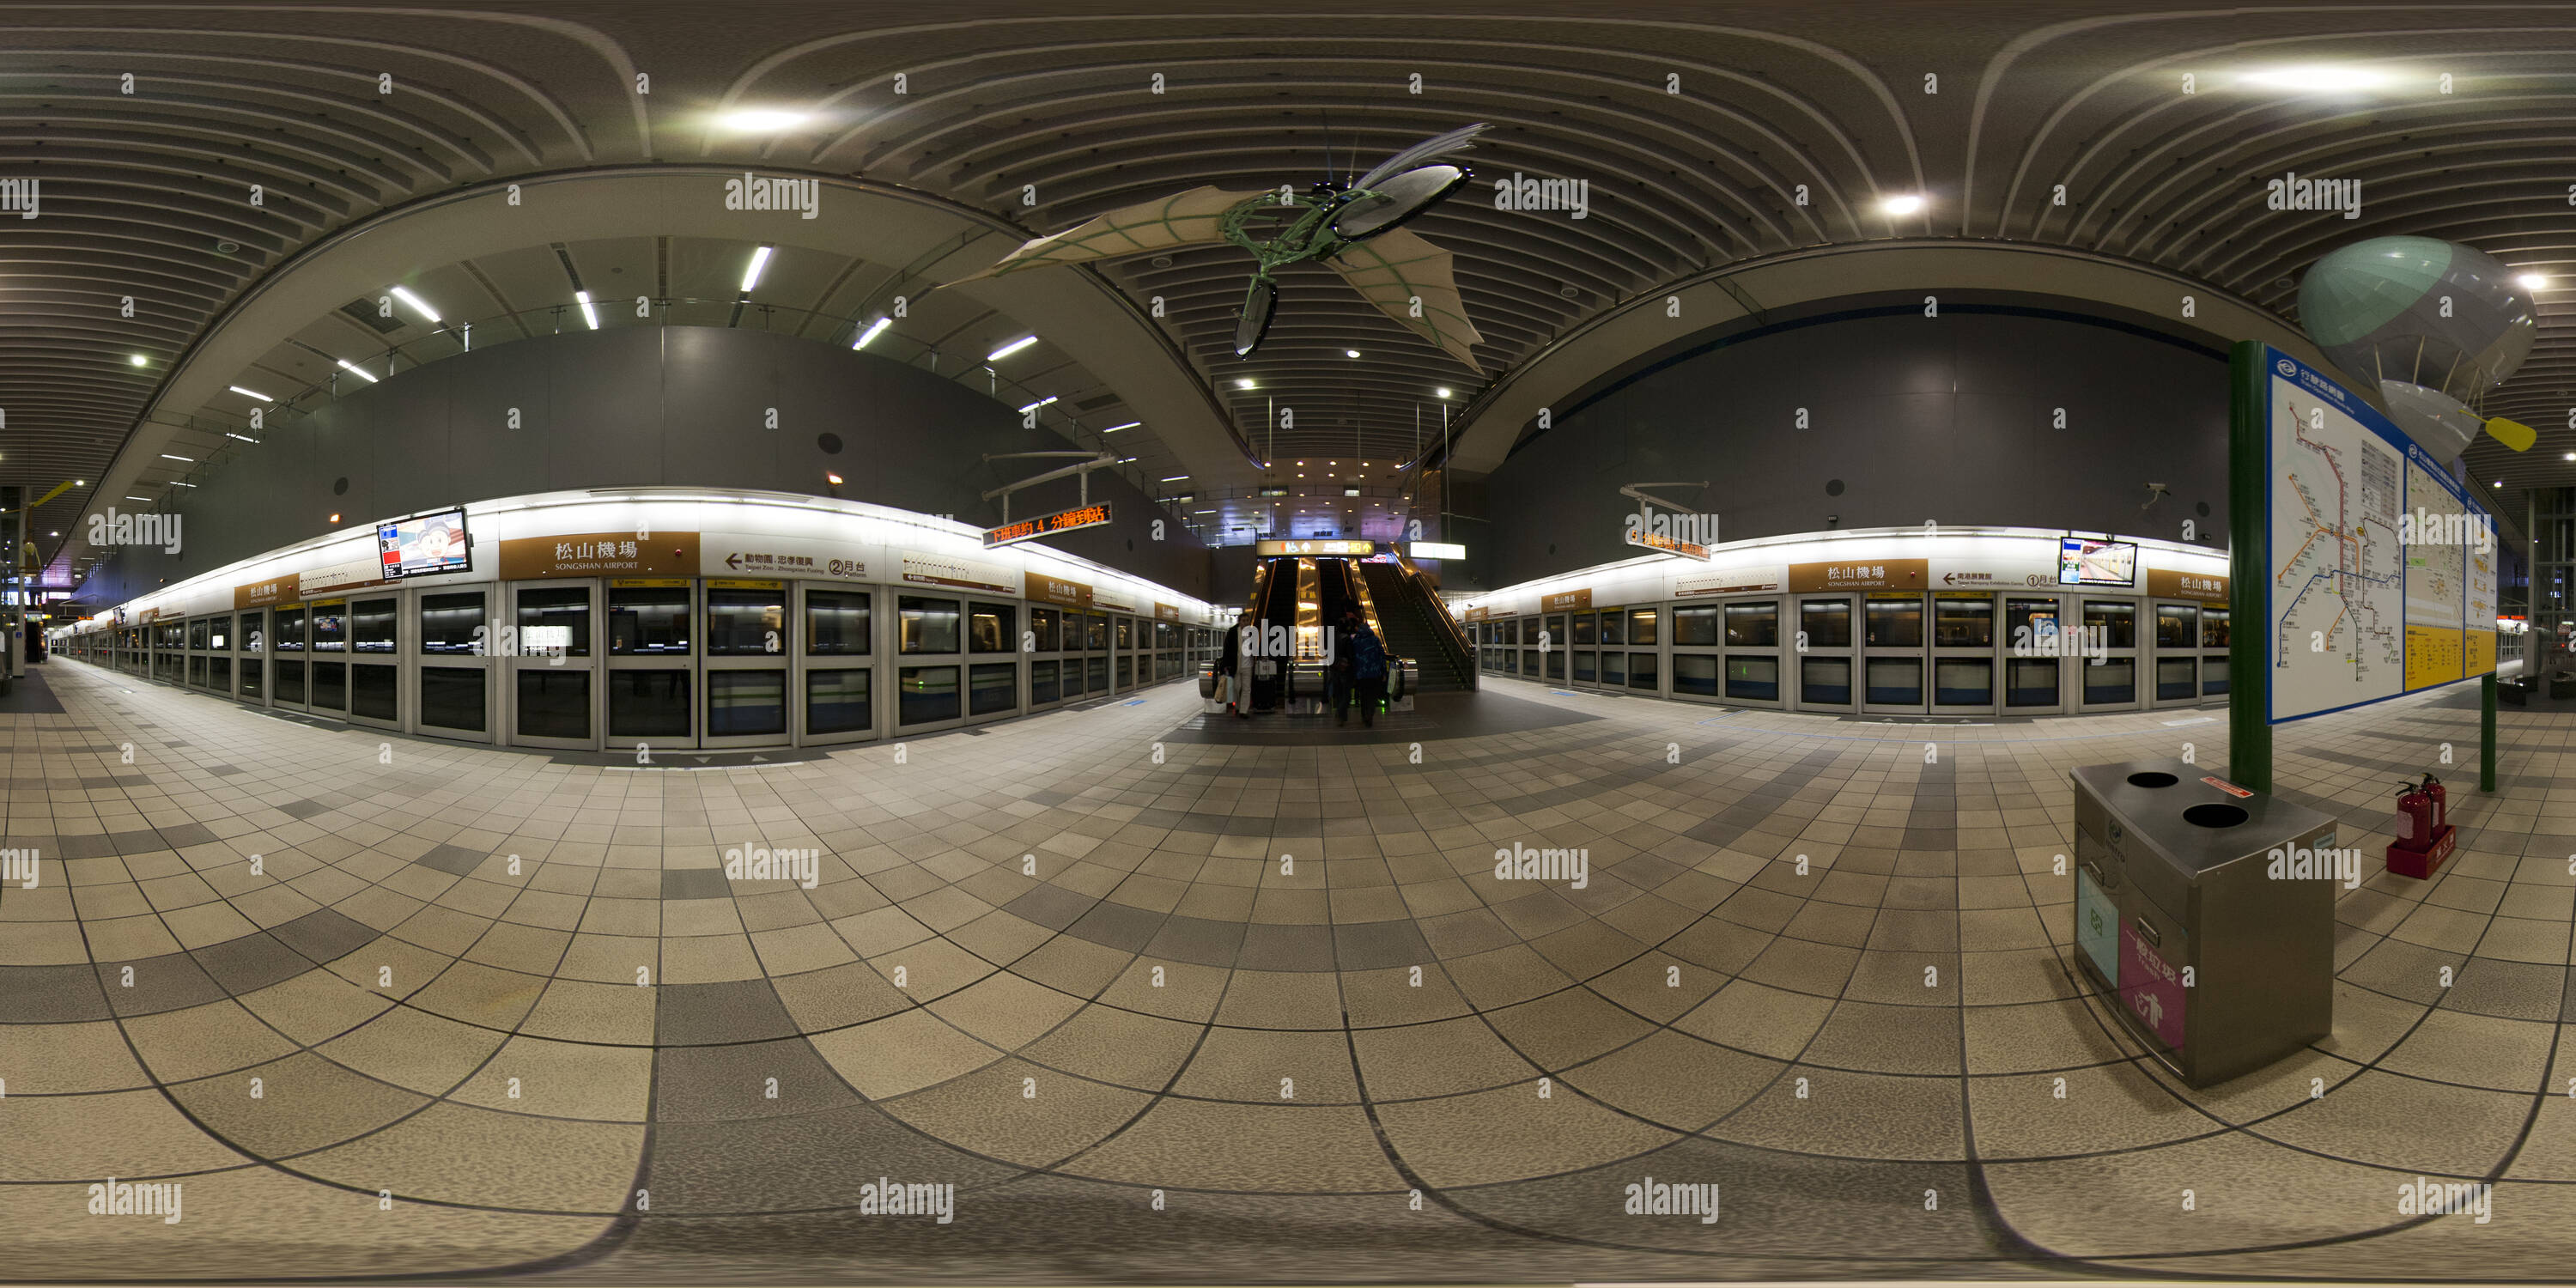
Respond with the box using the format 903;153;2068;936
2251;345;2497;725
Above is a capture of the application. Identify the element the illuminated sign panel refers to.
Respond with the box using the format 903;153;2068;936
1625;529;1710;561
1255;538;1374;557
983;503;1112;549
1407;541;1467;560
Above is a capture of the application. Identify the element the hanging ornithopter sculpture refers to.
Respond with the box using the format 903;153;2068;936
944;124;1490;372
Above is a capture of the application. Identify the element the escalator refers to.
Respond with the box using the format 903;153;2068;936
1240;555;1299;710
1359;558;1476;692
1206;555;1422;714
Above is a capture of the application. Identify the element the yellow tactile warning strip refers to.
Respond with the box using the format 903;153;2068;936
4;658;2576;1281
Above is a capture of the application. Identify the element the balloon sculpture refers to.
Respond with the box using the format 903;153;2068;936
2298;235;2540;457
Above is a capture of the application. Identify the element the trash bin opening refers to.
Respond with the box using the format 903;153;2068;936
2182;803;2249;829
2125;771;2179;788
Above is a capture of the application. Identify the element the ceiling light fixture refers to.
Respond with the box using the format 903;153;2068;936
1236;378;1256;390
228;385;273;402
1880;193;1926;216
160;453;193;462
574;290;599;331
1102;421;1141;433
2516;273;2549;291
715;108;809;133
390;285;440;322
1346;349;1362;358
130;354;148;367
335;357;379;382
854;316;890;349
1017;394;1059;414
825;472;844;485
741;245;774;293
1162;475;1190;483
1435;387;1452;398
2240;65;2389;93
987;335;1038;361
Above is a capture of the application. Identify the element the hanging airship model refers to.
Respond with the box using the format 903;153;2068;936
944;124;1491;371
2298;236;2541;458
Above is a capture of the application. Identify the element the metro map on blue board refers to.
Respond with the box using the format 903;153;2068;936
2261;346;2493;724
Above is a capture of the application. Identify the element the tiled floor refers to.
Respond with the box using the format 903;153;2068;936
7;657;2576;1281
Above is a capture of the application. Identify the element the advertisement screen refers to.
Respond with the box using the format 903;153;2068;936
377;508;471;579
2057;537;2136;586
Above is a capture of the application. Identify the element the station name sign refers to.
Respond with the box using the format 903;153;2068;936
985;503;1111;550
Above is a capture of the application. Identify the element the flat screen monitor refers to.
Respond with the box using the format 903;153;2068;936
378;508;471;579
2057;536;2136;586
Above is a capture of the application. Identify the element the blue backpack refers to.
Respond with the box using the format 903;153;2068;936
1348;627;1387;681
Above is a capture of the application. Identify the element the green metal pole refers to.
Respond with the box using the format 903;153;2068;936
2480;671;2497;793
2227;342;2270;793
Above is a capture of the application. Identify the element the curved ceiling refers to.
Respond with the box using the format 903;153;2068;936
9;2;2576;588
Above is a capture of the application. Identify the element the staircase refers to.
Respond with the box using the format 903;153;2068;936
1360;561;1476;692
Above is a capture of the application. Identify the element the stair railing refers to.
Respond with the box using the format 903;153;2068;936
1388;551;1477;689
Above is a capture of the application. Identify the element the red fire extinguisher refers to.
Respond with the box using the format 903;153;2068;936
2421;772;2446;832
2393;777;2439;845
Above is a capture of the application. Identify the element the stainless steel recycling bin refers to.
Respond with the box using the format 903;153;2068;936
2069;758;2338;1088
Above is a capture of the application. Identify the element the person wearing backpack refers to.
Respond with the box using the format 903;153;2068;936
1336;610;1388;728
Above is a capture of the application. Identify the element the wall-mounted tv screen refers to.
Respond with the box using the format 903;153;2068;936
378;507;471;579
2057;536;2137;586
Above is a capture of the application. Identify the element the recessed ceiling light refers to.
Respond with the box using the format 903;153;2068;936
1435;387;1452;398
336;357;380;382
1346;349;1361;358
2241;65;2389;93
825;472;843;485
1102;421;1140;433
390;285;440;322
1237;378;1256;390
129;354;147;366
2517;273;2549;291
228;385;273;401
1880;194;1925;216
740;245;774;293
715;108;809;133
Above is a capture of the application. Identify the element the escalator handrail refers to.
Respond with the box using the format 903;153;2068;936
1387;551;1476;675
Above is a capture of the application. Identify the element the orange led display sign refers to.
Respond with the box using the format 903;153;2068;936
984;503;1112;549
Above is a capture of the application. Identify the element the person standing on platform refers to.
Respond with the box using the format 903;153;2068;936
1217;618;1247;718
1335;610;1388;728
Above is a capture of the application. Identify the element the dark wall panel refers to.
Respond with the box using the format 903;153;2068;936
83;325;1209;604
1479;308;2231;588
